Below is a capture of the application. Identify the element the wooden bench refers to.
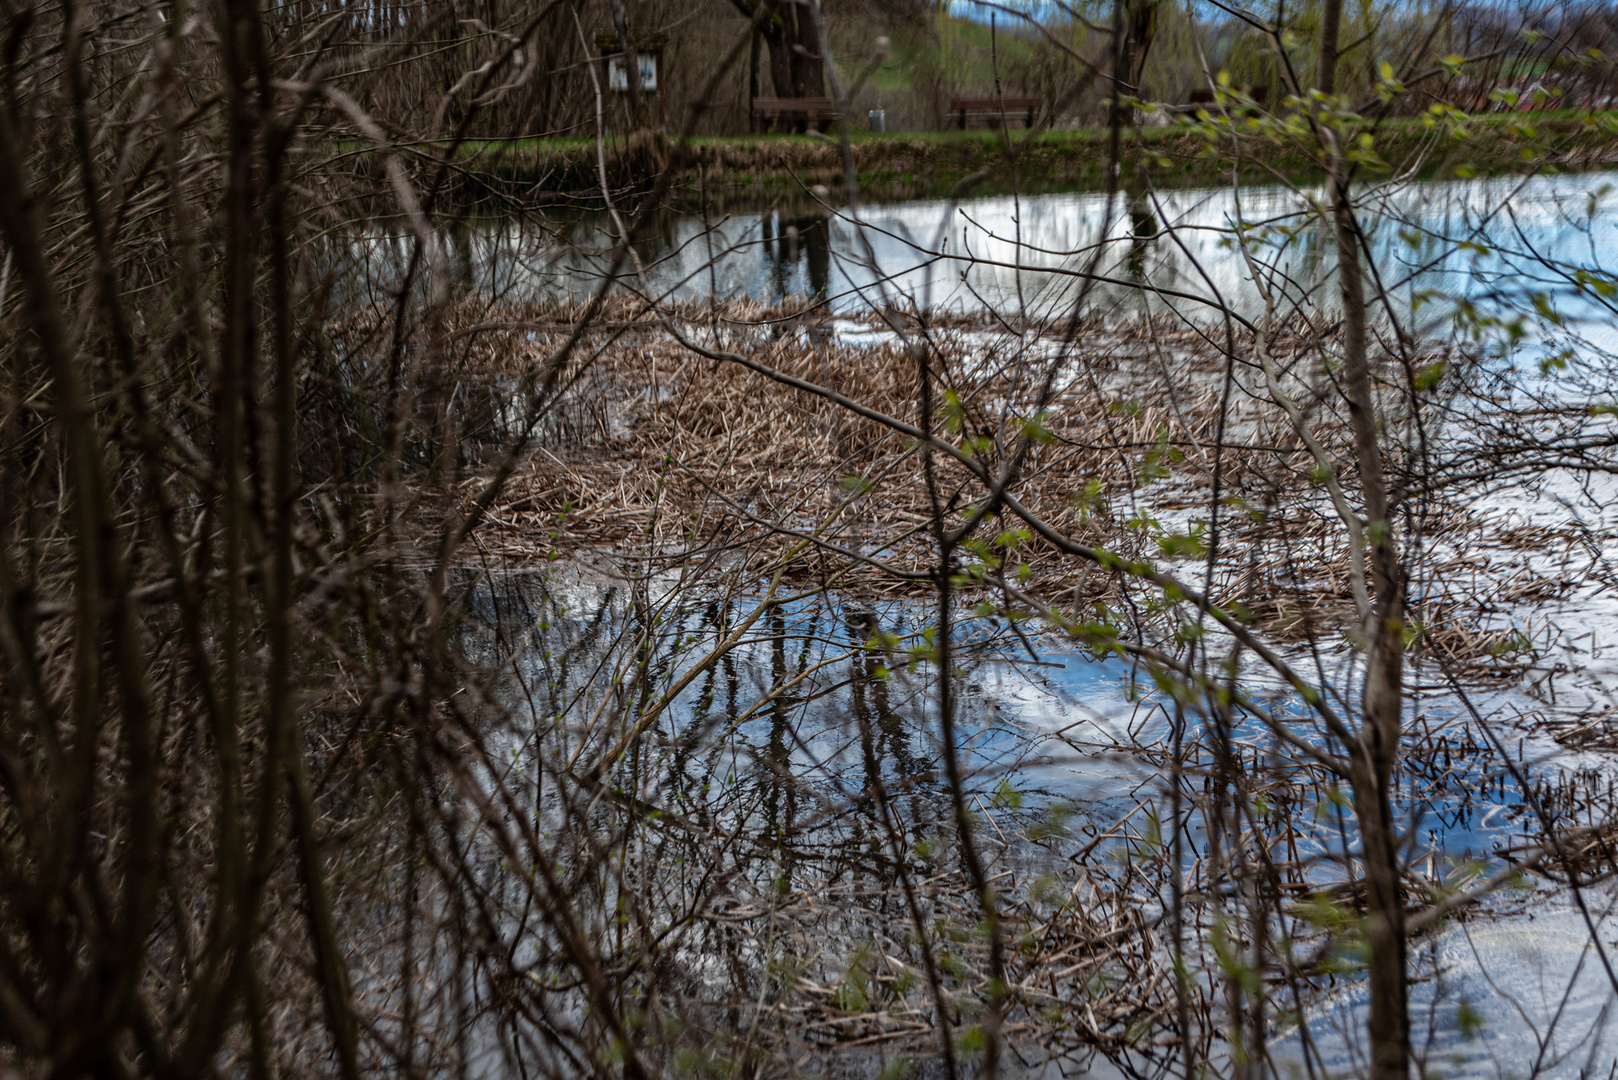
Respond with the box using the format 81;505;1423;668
950;95;1040;128
753;96;840;132
1173;84;1268;113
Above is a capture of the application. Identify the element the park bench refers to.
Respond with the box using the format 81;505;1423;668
753;96;840;132
1172;84;1269;113
949;95;1041;128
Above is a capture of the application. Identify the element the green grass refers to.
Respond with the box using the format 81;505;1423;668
448;111;1618;152
430;109;1618;206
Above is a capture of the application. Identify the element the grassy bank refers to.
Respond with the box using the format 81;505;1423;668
444;111;1618;203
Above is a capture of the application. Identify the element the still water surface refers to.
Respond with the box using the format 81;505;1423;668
433;167;1618;1074
468;569;1612;1075
350;170;1618;347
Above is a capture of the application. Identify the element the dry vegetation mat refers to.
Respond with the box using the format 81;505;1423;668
419;296;1598;678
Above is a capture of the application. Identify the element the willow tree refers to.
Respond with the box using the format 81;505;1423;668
731;0;827;98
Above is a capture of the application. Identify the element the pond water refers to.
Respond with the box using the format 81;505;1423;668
463;567;1618;1076
1294;896;1618;1080
469;568;1584;892
426;168;1618;1076
350;170;1618;350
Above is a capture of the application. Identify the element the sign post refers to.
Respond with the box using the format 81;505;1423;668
595;31;668;130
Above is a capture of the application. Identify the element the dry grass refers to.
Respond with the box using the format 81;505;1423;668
409;296;1583;675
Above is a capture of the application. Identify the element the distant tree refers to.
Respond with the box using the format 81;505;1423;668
731;0;828;97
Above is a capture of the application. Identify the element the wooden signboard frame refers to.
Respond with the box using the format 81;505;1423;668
595;30;669;128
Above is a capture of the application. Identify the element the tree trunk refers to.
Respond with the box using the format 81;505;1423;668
609;0;646;129
1350;718;1409;1080
732;0;825;116
1317;0;1343;100
749;26;762;131
1122;0;1158;98
762;0;824;98
1318;0;1411;1072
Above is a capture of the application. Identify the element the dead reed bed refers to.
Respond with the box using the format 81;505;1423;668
406;295;1588;677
